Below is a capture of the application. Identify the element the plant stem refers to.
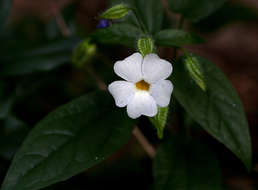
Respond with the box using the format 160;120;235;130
133;127;156;158
55;11;71;37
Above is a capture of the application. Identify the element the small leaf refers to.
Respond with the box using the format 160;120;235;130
91;23;143;48
100;4;130;20
1;91;135;190
184;54;206;91
155;29;204;47
149;107;169;139
137;37;153;57
172;55;252;170
168;0;226;22
153;137;222;190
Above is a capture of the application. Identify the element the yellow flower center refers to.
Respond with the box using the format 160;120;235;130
135;80;150;91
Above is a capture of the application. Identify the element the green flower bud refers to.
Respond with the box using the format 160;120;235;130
99;4;130;20
72;40;97;68
184;55;206;91
149;106;169;139
137;37;154;57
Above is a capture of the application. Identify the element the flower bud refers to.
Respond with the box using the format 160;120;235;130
137;37;154;57
99;4;130;20
97;19;112;29
72;40;97;68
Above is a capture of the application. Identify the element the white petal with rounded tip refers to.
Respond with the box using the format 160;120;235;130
108;81;135;107
150;80;173;107
126;92;158;119
114;53;143;83
142;53;172;83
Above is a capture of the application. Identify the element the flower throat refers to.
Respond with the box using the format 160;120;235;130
136;80;150;91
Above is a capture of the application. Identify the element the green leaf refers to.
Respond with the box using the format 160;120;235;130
91;23;143;48
149;107;169;139
153;137;222;190
168;0;226;22
154;29;204;47
130;0;164;34
137;37;154;57
0;37;80;76
100;4;130;20
172;55;252;170
1;91;135;190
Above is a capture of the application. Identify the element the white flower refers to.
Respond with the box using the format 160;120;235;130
108;52;173;119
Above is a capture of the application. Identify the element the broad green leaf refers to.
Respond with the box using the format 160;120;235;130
0;38;80;76
129;0;164;34
154;29;204;47
1;91;135;190
153;137;222;190
168;0;226;22
91;23;143;48
172;55;252;170
100;4;130;20
149;107;169;139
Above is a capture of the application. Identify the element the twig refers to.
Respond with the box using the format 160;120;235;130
55;11;71;37
85;64;107;91
133;127;156;158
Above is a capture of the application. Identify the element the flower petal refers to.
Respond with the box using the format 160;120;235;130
142;53;172;83
114;52;143;82
150;80;173;107
108;81;135;107
126;92;157;119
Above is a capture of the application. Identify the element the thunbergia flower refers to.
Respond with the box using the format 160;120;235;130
108;53;173;119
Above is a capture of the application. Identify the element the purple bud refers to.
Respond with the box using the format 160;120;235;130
97;19;111;29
